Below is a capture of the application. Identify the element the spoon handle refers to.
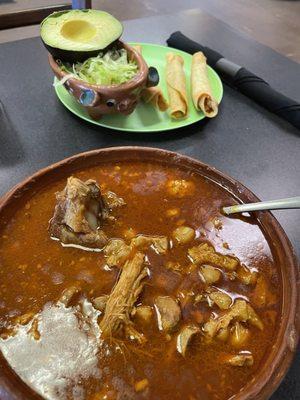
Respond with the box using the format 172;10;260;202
223;196;300;215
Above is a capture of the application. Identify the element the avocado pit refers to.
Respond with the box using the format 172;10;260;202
60;20;97;43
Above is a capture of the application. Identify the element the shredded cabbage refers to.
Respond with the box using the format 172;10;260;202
56;49;138;86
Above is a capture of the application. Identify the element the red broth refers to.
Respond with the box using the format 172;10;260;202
0;161;281;400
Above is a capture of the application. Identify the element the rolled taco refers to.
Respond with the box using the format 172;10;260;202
141;87;169;111
191;51;218;118
132;44;169;112
166;52;188;119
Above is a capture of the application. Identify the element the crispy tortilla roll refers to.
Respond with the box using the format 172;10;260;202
166;52;188;119
141;87;169;111
133;44;169;112
191;52;218;118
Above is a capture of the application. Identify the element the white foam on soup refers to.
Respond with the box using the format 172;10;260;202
0;300;101;400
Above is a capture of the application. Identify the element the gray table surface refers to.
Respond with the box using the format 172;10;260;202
0;8;299;400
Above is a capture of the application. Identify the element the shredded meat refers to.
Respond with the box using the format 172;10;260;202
104;239;132;267
154;296;181;332
104;235;168;267
125;324;147;344
188;243;239;271
131;235;168;254
203;299;263;338
49;177;108;248
100;252;147;338
92;295;108;312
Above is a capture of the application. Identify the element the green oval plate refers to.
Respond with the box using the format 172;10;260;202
54;42;223;132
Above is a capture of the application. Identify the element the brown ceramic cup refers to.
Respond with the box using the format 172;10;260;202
0;147;299;399
48;41;158;120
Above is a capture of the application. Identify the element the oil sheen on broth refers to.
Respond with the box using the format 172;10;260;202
0;161;281;400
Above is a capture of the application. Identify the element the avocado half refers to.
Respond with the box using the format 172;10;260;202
41;9;123;62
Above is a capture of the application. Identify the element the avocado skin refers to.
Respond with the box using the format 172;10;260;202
42;39;120;63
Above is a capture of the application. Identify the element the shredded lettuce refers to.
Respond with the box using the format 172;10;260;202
56;49;138;86
53;73;74;87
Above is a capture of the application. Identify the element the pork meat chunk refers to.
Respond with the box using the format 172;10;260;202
224;352;254;367
154;296;181;332
49;177;111;248
176;325;200;356
103;191;126;209
188;242;238;271
131;235;169;254
104;239;132;267
203;299;263;339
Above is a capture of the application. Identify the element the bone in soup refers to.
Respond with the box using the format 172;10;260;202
0;160;281;400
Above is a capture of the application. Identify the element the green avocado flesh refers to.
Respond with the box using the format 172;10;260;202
41;10;123;61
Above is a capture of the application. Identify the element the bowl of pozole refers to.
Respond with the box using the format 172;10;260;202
0;147;298;400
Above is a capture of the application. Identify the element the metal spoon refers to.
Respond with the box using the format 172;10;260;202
223;196;300;215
